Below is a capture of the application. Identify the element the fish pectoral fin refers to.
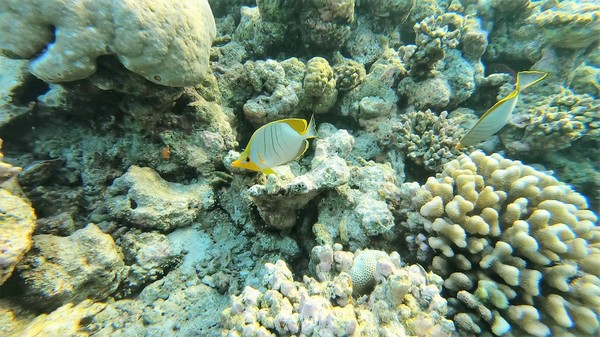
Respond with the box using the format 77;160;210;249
262;168;277;175
295;140;310;159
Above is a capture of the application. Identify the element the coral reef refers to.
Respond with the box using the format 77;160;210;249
221;247;454;336
0;0;216;86
104;166;214;232
340;48;404;123
397;151;600;337
92;268;228;336
332;53;366;92
0;57;38;128
16;224;126;311
1;1;599;337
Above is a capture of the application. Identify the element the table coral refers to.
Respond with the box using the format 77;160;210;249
398;150;600;337
0;0;216;87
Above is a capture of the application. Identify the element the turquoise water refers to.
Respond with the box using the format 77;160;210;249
0;0;598;336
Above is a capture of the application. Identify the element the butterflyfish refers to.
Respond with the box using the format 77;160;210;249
232;115;317;175
459;70;547;147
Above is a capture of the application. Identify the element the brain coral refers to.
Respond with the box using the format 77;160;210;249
0;0;216;87
402;150;600;337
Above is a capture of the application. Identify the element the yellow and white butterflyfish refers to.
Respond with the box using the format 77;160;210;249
232;115;317;175
459;71;547;147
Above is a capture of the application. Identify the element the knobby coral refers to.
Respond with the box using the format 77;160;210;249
399;150;599;336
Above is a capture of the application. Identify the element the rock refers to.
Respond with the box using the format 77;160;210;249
105;166;214;232
116;230;182;298
16;224;125;311
13;300;106;337
0;189;36;286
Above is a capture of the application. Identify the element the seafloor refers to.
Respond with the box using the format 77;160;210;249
0;0;599;336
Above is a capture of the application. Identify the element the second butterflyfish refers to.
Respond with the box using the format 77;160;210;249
459;70;547;147
232;115;317;175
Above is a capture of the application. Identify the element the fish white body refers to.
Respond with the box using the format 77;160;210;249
232;115;317;175
459;71;547;147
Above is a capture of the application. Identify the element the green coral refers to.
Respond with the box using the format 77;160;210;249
400;151;600;337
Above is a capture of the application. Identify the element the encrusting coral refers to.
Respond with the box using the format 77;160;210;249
221;246;454;337
397;150;600;337
0;0;216;86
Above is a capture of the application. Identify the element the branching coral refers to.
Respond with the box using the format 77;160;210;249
398;150;600;337
502;88;600;154
530;1;600;49
221;247;454;336
399;13;460;80
332;53;366;92
375;109;464;172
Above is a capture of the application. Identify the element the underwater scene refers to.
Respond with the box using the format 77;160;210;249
0;0;599;336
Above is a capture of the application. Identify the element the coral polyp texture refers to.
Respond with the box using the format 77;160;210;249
502;88;600;154
0;0;216;86
375;109;464;172
531;1;600;49
401;151;600;337
221;247;454;337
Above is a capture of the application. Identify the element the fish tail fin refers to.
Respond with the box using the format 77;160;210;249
305;114;317;139
517;71;547;91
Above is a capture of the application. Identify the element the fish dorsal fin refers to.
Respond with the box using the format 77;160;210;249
295;140;310;159
517;71;547;91
279;118;308;134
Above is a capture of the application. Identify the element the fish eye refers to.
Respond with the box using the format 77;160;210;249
245;156;250;162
